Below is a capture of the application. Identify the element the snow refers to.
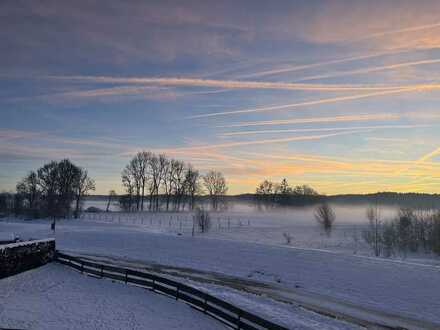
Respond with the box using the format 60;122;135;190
0;263;226;330
1;206;440;328
76;204;437;262
182;278;363;330
0;238;54;251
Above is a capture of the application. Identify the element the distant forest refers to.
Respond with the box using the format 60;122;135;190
87;192;440;209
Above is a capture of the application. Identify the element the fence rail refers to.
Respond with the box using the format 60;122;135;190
55;251;288;330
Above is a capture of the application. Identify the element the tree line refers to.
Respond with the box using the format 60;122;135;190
0;159;95;223
255;178;320;206
119;151;228;212
0;153;229;220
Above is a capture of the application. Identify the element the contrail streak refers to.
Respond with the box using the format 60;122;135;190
218;113;399;128
47;75;403;92
162;131;364;151
221;124;430;136
190;87;419;119
394;145;440;177
237;49;413;79
359;21;440;41
416;146;440;163
296;58;440;82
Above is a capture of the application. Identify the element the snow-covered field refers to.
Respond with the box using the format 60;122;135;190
78;202;437;262
0;263;226;330
1;204;440;329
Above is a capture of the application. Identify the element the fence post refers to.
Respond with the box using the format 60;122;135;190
100;265;104;278
203;294;208;314
237;310;242;330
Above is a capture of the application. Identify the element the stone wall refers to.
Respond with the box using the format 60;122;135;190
0;238;56;279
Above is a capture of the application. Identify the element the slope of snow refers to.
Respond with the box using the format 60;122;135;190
0;263;226;330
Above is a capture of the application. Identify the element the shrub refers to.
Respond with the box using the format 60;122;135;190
315;203;335;236
194;208;211;233
283;232;293;245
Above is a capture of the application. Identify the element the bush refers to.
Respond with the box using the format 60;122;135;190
283;232;293;245
85;206;102;213
315;203;335;236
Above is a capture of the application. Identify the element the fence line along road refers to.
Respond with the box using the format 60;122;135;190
55;251;288;330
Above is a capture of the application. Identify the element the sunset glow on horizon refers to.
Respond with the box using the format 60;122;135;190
2;0;440;195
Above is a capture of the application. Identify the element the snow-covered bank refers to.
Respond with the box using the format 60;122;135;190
0;263;226;330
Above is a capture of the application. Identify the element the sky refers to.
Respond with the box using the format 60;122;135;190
2;0;440;195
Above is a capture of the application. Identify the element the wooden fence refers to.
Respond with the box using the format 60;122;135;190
55;252;288;330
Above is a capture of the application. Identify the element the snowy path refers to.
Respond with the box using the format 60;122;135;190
0;263;226;330
72;252;440;330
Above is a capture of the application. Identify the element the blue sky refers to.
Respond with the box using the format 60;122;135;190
2;0;440;194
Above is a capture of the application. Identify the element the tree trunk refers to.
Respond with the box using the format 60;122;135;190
74;195;80;219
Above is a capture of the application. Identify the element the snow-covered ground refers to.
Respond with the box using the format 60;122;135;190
0;263;226;330
1;206;440;329
77;203;439;264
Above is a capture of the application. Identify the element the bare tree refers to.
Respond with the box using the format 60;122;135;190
365;204;381;256
106;190;117;212
55;159;81;218
137;151;151;211
315;203;335;236
171;160;186;211
123;157;143;211
121;151;202;213
155;154;168;211
148;154;160;211
16;171;39;216
37;161;61;222
74;169;95;218
121;167;135;211
36;159;82;230
203;170;228;211
184;165;201;210
163;158;174;211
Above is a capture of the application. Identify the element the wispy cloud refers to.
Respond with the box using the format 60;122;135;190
217;113;399;128
359;21;440;41
220;124;430;137
0;129;48;141
47;75;404;92
189;87;419;118
159;130;366;151
295;58;440;82
236;49;415;79
365;137;410;143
